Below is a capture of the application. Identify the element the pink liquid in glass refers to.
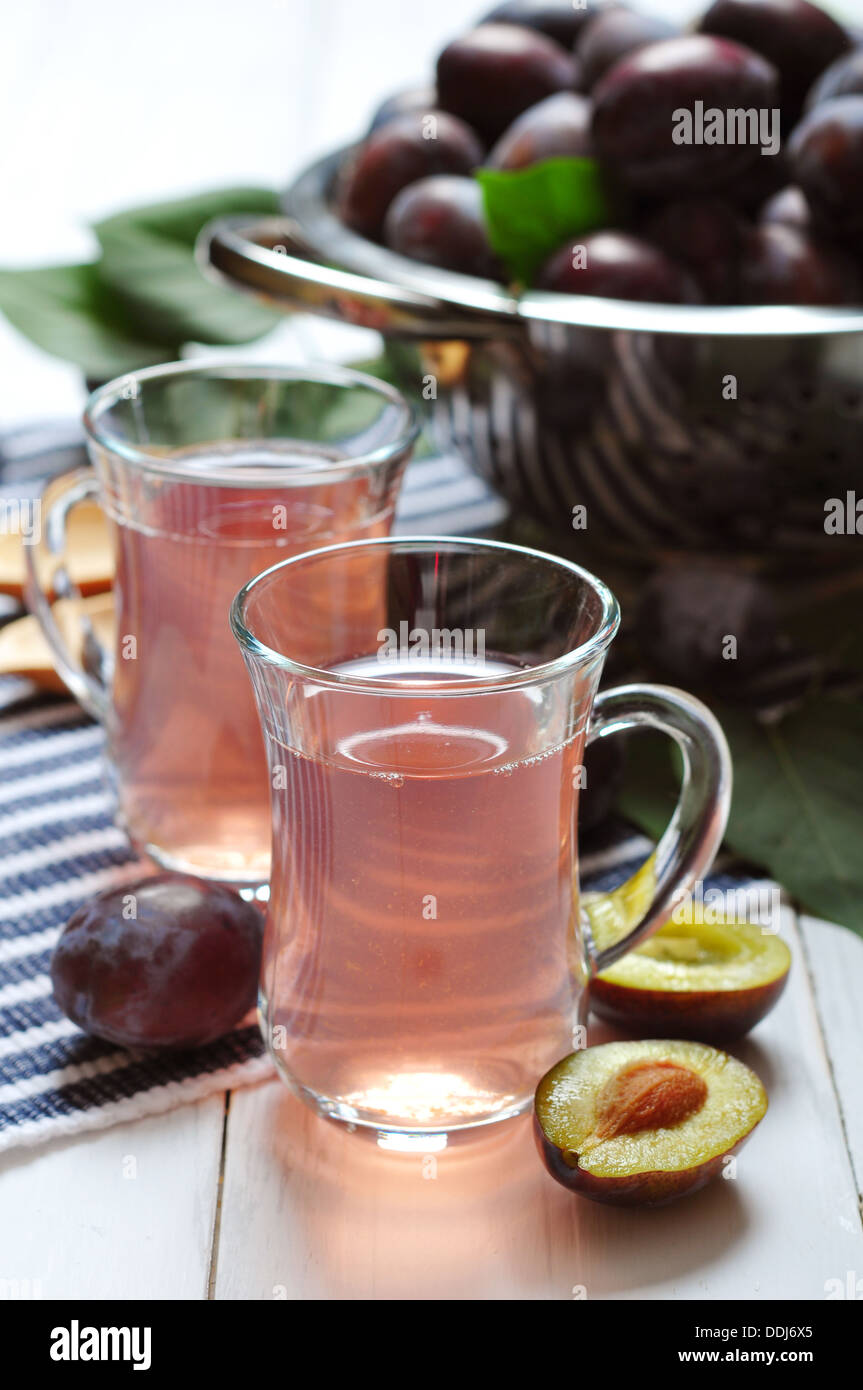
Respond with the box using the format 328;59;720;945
108;443;392;881
263;653;586;1133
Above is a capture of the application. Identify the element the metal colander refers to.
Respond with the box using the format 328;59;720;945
200;144;863;571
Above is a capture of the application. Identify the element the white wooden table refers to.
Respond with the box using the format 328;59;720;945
1;0;862;1300
2;910;861;1299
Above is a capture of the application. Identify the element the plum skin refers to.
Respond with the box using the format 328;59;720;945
533;1112;760;1207
384;175;503;278
738;222;862;305
51;873;264;1049
368;85;438;134
788;95;863;243
759;184;812;230
338;111;484;241
643;196;745;303
486;91;593;170
591;35;780;195
699;0;851;123
806;47;863;111
537;230;699;304
589;971;790;1042
437;23;580;145
482;0;603;47
577;7;680;92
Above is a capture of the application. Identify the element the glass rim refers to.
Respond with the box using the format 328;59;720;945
231;535;621;694
82;358;420;485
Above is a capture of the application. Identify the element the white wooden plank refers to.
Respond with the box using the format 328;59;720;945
0;1095;225;1300
798;916;863;1198
213;910;863;1300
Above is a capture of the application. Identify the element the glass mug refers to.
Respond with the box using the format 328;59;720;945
25;363;417;886
232;537;732;1142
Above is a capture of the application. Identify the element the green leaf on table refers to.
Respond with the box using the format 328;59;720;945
720;701;863;933
94;186;283;347
477;157;611;285
0;263;175;378
618;699;863;935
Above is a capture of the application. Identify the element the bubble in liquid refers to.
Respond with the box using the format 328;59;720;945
369;771;405;788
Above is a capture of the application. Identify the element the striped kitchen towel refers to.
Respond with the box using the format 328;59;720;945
0;421;778;1153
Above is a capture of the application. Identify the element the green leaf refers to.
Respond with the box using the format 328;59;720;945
477;157;611;285
94;186;283;347
720;701;863;933
0;263;175;378
96;186;282;247
619;700;863;935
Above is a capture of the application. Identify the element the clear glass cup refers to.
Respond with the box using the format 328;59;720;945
26;362;418;887
232;536;732;1143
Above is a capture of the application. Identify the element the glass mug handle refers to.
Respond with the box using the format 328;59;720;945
24;467;111;722
584;683;732;975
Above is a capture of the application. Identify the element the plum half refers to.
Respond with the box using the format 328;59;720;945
535;1039;768;1206
591;918;791;1041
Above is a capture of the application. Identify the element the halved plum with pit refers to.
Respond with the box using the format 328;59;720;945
591;918;791;1040
535;1039;768;1206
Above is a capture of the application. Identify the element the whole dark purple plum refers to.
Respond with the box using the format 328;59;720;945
699;0;851;123
536;230;699;302
339;111;484;240
482;0;605;47
51;873;264;1049
738;223;861;304
384;175;504;279
487;91;594;169
578;7;679;90
592;36;779;195
788;95;863;243
437;23;580;144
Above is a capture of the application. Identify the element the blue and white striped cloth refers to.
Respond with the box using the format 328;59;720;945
0;422;772;1152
